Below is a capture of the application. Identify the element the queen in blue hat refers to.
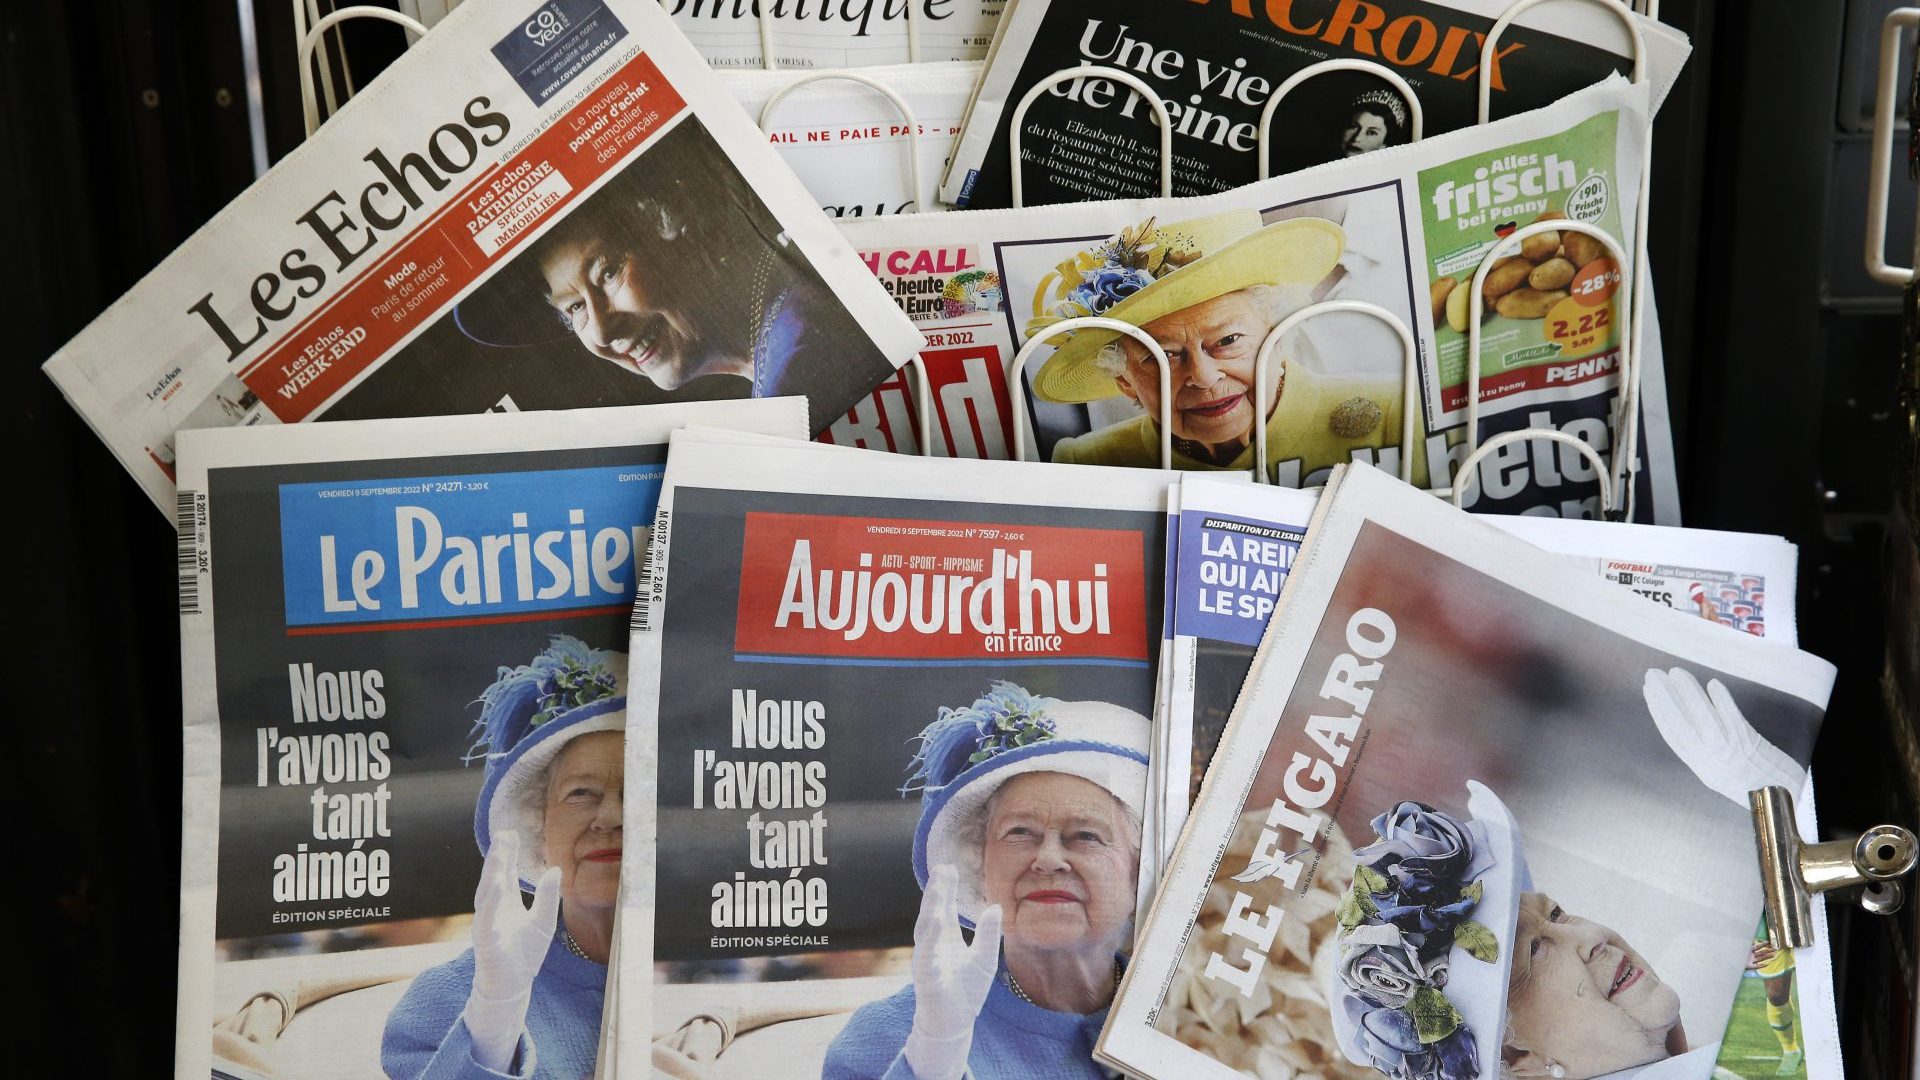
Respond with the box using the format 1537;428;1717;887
382;637;626;1080
823;681;1151;1080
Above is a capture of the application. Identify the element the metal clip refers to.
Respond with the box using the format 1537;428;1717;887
1750;784;1918;949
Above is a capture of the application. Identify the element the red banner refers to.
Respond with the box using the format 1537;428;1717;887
734;512;1149;662
241;52;685;420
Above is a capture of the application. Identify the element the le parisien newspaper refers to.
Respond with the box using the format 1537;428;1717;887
620;429;1174;1077
1154;474;1840;1077
43;0;921;516
843;76;1682;522
938;0;1689;209
1102;463;1835;1080
173;398;808;1080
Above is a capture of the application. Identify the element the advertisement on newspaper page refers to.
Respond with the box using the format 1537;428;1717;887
172;400;805;1080
1101;464;1833;1080
43;0;920;515
842;77;1679;522
939;0;1688;209
620;432;1172;1078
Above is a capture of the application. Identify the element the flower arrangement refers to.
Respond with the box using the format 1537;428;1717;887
901;681;1057;795
1023;217;1203;340
465;636;620;765
1334;802;1498;1080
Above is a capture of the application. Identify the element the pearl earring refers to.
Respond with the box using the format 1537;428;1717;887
1549;1066;1566;1079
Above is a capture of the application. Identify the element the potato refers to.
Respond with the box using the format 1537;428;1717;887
1431;276;1457;326
1528;257;1577;291
1520;230;1561;262
1495;287;1568;319
1483;256;1533;300
1561;231;1605;269
1445;278;1472;333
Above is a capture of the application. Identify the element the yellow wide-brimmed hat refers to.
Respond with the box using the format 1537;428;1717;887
1027;210;1344;405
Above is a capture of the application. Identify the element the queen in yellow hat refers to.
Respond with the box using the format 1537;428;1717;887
1029;210;1407;483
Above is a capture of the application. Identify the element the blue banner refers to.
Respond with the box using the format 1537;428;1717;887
1174;512;1306;647
278;465;662;628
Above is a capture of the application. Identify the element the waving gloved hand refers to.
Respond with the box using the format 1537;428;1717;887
464;830;562;1072
1642;667;1803;806
903;864;1004;1080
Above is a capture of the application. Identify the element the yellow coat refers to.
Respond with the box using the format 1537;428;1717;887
1049;365;1410;482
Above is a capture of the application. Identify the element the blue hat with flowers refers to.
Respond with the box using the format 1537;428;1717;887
902;681;1150;926
1329;781;1524;1080
468;636;627;891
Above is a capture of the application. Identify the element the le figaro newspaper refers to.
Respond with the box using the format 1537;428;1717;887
1150;475;1841;1079
43;0;921;516
172;398;805;1080
939;0;1689;209
842;76;1682;522
1101;463;1834;1080
620;430;1172;1078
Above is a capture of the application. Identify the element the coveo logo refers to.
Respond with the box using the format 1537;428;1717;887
524;4;570;45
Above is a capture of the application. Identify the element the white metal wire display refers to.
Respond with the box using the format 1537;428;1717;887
1250;300;1419;486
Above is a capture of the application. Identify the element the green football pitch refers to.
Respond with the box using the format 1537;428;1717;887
1714;973;1803;1080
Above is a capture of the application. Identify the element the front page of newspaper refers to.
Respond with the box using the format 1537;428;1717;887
44;0;921;516
666;0;1002;69
938;0;1688;208
173;398;806;1080
1151;476;1838;1080
621;431;1174;1078
1101;463;1835;1080
843;77;1681;521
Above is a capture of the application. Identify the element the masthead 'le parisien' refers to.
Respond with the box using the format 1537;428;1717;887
318;505;645;612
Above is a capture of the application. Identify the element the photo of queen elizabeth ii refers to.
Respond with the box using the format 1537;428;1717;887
822;682;1150;1080
1018;208;1410;483
1328;782;1719;1080
381;637;625;1080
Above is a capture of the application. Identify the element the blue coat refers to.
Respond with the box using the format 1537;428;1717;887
382;932;605;1080
822;959;1114;1080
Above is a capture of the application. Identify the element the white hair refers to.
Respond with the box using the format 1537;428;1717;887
1091;283;1316;375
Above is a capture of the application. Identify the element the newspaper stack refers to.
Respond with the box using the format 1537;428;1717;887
172;399;805;1080
621;429;1173;1077
1104;463;1834;1080
844;77;1680;521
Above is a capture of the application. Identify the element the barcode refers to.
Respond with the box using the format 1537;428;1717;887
630;507;669;634
177;490;202;615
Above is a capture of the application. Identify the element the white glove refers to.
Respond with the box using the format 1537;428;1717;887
1642;667;1803;807
464;830;562;1072
903;864;1004;1080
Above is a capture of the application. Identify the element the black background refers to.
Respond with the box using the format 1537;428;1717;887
8;0;1920;1074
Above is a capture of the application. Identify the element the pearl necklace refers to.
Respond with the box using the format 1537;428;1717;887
1003;958;1124;1008
562;928;593;961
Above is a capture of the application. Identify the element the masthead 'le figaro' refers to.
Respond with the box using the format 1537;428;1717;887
1205;608;1393;996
